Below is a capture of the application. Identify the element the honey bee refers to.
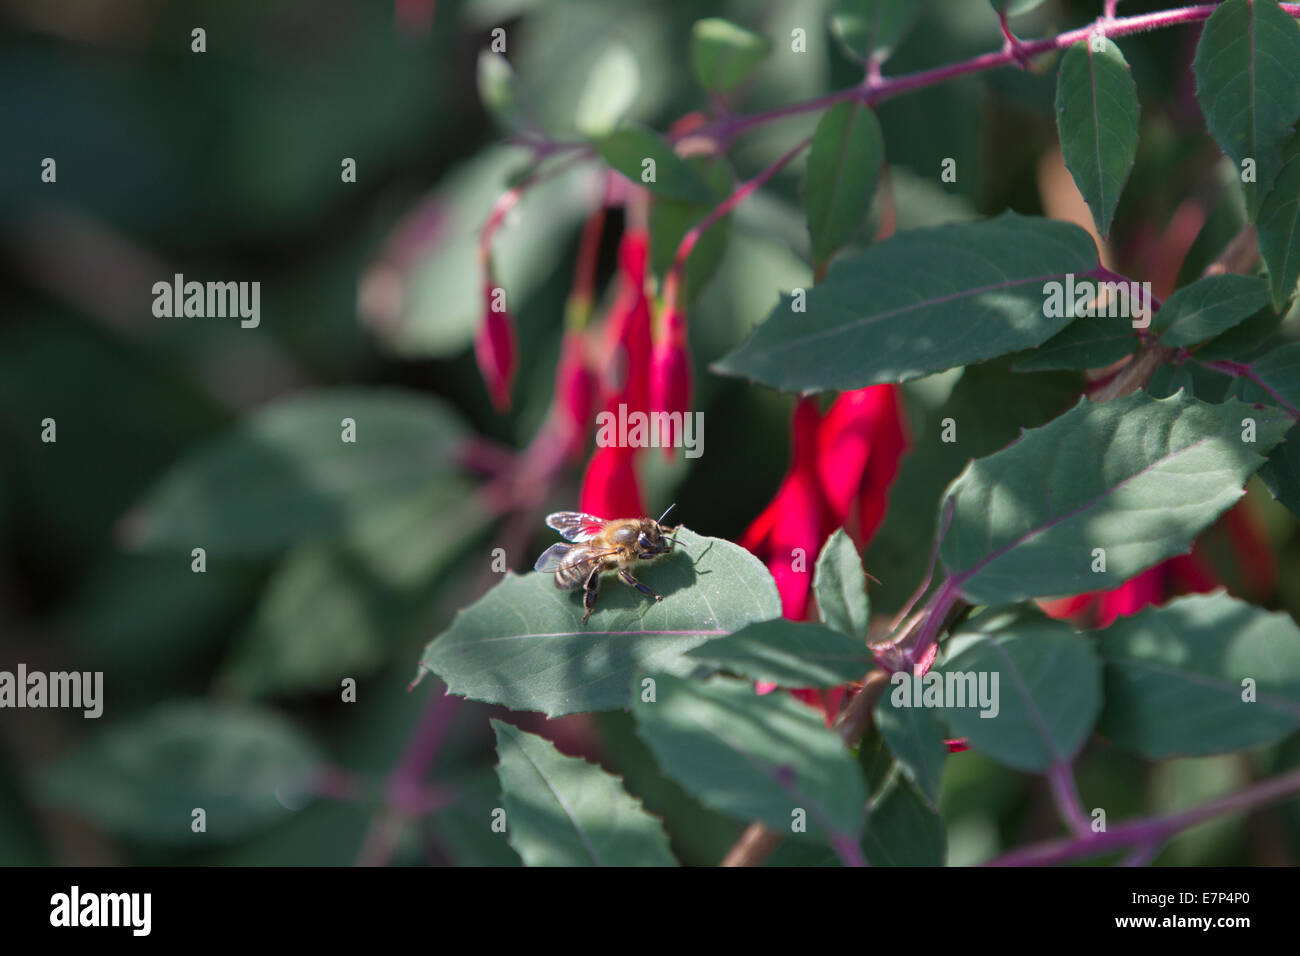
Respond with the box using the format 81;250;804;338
534;506;679;623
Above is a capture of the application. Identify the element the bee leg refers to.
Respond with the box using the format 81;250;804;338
580;566;602;624
618;568;662;602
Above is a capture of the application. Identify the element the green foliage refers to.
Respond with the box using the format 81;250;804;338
490;721;677;866
594;126;713;203
39;702;323;846
812;529;871;641
1153;274;1271;347
805;102;885;268
1257;128;1300;311
830;0;917;64
648;155;735;306
936;608;1103;772
690;18;771;94
1055;40;1140;238
12;0;1300;871
124;390;468;556
1193;0;1300;218
632;675;866;842
713;213;1101;391
1096;593;1300;757
940;392;1291;604
419;529;780;716
687;619;870;687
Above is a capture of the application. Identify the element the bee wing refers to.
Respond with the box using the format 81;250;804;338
545;511;607;542
534;542;578;572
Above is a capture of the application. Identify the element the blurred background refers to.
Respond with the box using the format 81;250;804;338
2;0;1298;866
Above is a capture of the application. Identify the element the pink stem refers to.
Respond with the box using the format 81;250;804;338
988;765;1300;866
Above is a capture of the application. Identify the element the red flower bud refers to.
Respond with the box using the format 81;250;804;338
617;228;650;293
555;330;596;460
579;444;645;519
600;290;653;414
475;284;517;412
945;739;970;754
650;306;692;455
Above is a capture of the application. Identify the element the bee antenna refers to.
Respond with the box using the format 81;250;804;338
657;503;677;525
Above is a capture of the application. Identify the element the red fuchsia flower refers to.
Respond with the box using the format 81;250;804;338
575;228;655;519
649;304;692;455
599;230;653;415
579;444;645;519
555;329;596;462
1040;554;1217;629
741;398;839;624
740;386;911;726
474;281;517;412
816;385;910;546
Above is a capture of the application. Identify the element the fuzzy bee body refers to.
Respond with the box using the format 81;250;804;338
534;508;678;623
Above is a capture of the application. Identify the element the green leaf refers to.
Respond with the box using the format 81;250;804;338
1055;40;1140;238
865;361;1084;614
687;619;871;687
648;155;734;306
477;51;520;131
573;42;640;137
1257;126;1300;311
873;692;948;804
830;0;917;64
1013;313;1138;371
712;213;1101;392
934;608;1102;772
989;0;1049;14
1259;425;1300;519
1153;274;1271;347
939;391;1292;605
490;720;677;866
419;529;780;717
813;528;871;640
805;101;885;268
1230;342;1300;413
1096;593;1300;757
219;482;488;697
1192;304;1284;361
1193;0;1300;218
594;126;713;204
123;390;465;556
38;702;322;846
690;18;771;94
861;771;946;865
632;675;866;840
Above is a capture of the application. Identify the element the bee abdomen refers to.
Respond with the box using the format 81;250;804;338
553;553;590;591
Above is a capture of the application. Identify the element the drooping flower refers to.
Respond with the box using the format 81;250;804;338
649;304;692;455
474;281;517;412
1040;553;1218;629
555;329;596;461
579;444;644;520
816;385;910;545
578;228;654;518
740;398;839;622
599;230;653;416
739;386;911;726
